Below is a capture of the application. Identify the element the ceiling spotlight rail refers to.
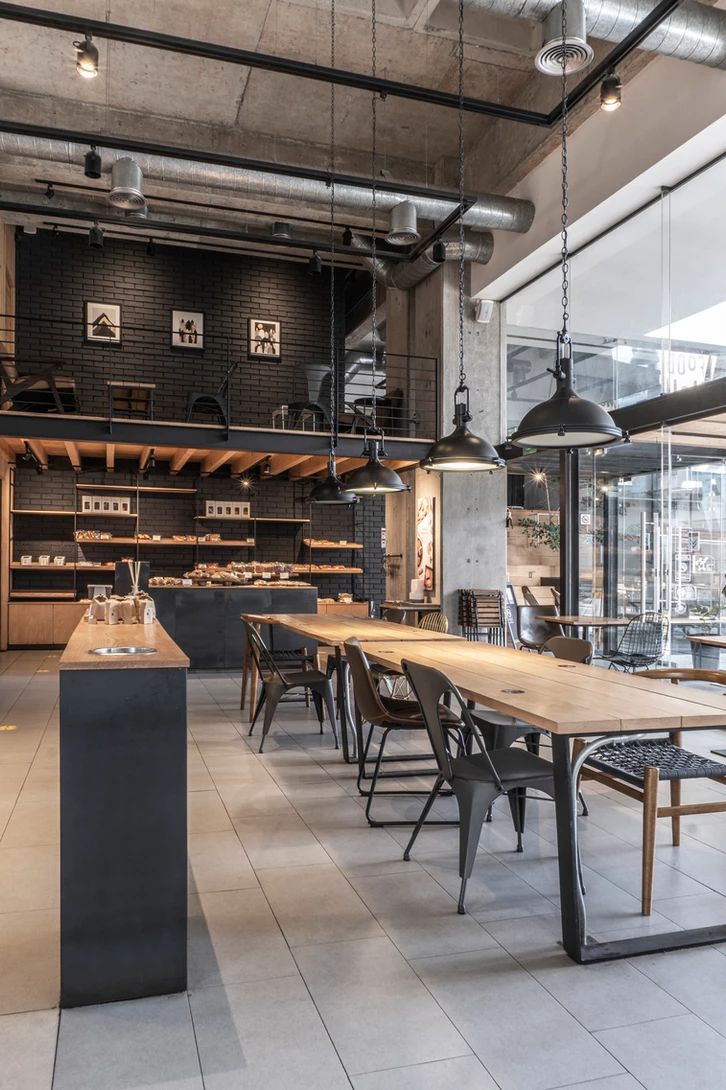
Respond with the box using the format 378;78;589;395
0;2;548;125
0;124;534;235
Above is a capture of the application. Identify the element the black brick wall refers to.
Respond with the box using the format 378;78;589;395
15;230;345;429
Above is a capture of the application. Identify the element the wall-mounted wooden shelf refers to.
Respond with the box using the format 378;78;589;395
12;508;76;516
292;565;363;575
76;511;139;519
10;590;77;600
11;562;116;571
193;515;310;524
75;536;257;548
76;484;198;495
303;539;363;550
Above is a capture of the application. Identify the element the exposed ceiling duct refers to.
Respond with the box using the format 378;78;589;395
465;0;726;69
0;133;535;235
348;230;494;290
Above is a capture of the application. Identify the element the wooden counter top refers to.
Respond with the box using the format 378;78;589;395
60;617;190;671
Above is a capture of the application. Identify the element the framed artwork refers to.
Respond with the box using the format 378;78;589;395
415;496;435;592
84;301;121;345
248;318;281;360
171;309;204;350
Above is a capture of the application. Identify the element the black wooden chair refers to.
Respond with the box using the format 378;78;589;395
244;621;338;753
401;658;555;913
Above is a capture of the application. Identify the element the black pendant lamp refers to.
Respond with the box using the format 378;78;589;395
310;0;357;507
512;2;625;451
421;0;503;474
346;0;406;498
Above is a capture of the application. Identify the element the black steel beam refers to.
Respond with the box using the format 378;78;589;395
0;117;473;206
612;376;726;436
0;410;432;460
0;199;408;260
0;2;550;127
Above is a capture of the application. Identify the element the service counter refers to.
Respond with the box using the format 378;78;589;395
149;584;318;669
59;618;188;1007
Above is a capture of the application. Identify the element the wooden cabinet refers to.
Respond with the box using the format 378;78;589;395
9;601;86;646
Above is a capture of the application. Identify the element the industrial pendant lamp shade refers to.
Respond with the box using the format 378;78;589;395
310;458;358;505
421;0;502;475
74;34;99;78
423;384;504;471
84;146;102;179
346;432;406;494
511;345;624;449
512;3;624;452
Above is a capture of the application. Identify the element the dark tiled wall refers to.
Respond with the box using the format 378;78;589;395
14;230;344;428
13;461;385;602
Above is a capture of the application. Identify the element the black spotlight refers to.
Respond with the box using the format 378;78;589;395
307;251;322;275
84;145;102;179
88;222;104;250
342;226;353;246
21;441;33;464
74;33;99;78
600;72;622;112
432;239;446;262
45;183;55;200
146;237;156;257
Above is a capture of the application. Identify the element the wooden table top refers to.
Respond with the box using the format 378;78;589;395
542;615;629;627
60;617;189;671
359;639;726;736
241;612;459;646
687;634;726;648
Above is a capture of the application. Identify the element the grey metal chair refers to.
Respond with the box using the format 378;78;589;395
401;658;555;913
601;611;669;671
244;621;338;753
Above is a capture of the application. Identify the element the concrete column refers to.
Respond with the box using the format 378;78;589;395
387;263;507;630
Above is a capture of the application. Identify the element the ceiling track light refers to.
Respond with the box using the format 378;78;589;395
146;237;156;256
84;145;102;179
511;2;625;452
342;226;353;246
307;251;322;275
45;183;55;200
600;71;622;112
421;0;503;475
88;221;104;250
74;33;99;78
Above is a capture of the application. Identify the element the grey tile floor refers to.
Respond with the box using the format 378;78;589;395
3;650;726;1088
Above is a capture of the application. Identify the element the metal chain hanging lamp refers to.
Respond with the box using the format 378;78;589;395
421;0;503;474
511;2;625;450
345;0;407;497
310;0;358;505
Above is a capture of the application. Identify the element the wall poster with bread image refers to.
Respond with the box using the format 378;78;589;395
416;497;435;592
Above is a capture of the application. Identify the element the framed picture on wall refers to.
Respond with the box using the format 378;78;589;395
171;309;204;350
415;496;435;593
248;318;281;360
84;301;121;345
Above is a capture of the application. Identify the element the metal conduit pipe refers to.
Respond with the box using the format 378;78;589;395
0;133;535;234
348;230;494;289
465;0;726;68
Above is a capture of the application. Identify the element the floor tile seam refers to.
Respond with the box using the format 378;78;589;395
347;1052;492;1082
0;688;58;841
548;1074;646;1090
188;969;303;993
626;956;726;1029
183;988;208;1089
591;1009;713;1045
49;1003;62;1090
250;877;357;1088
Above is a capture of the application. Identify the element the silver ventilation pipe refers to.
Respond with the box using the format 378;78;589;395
347;230;493;290
465;0;726;69
0;133;535;234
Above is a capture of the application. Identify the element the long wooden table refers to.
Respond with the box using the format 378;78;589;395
242;612;459;761
361;639;726;964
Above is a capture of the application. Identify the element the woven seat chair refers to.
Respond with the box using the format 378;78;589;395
576;667;726;914
418;610;449;633
601;611;668;672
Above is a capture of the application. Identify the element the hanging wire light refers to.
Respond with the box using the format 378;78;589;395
346;0;407;496
311;0;358;506
420;0;504;474
512;3;625;450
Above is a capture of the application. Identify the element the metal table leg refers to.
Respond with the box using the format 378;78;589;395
552;732;726;962
335;646;353;763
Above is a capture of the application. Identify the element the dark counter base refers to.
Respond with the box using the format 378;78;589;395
150;586;318;669
59;666;187;1008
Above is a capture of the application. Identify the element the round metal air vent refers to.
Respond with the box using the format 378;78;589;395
109;157;145;210
535;36;594;75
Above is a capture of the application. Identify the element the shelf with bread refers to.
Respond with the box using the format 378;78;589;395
11;562;116;571
302;539;364;550
291;564;364;575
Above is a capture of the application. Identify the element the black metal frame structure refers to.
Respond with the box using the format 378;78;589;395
0;0;685;129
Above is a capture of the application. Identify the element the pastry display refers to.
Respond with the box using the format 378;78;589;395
75;529;113;541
